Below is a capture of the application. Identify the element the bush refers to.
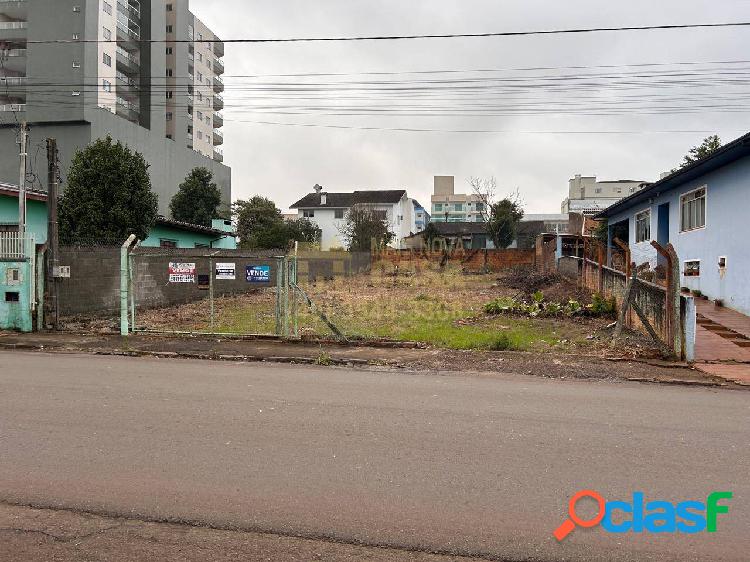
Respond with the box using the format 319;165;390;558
589;293;616;315
489;334;513;351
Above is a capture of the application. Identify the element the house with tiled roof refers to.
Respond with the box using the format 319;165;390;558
290;185;418;250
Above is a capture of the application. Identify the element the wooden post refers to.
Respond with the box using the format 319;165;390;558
651;241;682;358
613;237;631;278
597;242;605;294
612;262;637;343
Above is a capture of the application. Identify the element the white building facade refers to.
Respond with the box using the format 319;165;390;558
291;186;417;250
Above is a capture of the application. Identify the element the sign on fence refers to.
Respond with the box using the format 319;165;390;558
169;262;196;283
246;265;270;283
215;263;236;280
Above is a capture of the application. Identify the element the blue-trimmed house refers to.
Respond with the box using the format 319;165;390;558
596;131;750;316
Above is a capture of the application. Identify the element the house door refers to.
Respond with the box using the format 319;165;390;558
657;203;670;269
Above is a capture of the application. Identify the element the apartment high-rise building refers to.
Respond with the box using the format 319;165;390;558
561;174;647;215
0;0;230;215
430;176;485;223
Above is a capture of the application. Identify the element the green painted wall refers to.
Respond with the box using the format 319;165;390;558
0;194;48;244
141;224;237;249
0;260;33;332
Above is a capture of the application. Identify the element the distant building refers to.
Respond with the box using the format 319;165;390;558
403;221;494;250
413;201;430;232
430;176;485;222
522;213;569;234
562;175;648;215
290;185;417;250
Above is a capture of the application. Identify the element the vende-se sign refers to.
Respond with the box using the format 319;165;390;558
169;262;196;283
246;265;271;283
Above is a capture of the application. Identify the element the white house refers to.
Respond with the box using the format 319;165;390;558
290;185;417;250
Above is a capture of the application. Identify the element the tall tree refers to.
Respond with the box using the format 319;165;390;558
675;135;722;171
169;167;222;227
59;136;158;242
487;197;525;249
233;198;322;250
338;206;394;252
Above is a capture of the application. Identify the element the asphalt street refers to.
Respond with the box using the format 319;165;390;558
0;351;748;561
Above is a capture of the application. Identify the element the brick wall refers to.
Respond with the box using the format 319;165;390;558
377;249;534;272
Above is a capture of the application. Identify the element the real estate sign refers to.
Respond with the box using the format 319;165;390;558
168;262;196;283
246;265;271;283
215;263;236;280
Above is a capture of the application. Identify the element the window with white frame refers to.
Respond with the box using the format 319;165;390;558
635;209;651;243
303;210;315;218
334;209;344;219
684;260;701;277
681;187;706;232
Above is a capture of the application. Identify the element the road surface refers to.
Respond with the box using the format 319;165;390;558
0;351;748;561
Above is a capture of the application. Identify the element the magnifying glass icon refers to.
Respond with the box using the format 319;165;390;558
554;490;606;541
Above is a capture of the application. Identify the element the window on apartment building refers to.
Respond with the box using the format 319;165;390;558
103;1;112;15
103;53;111;66
72;33;80;40
635;209;651;243
166;91;173;99
198;53;203;62
197;131;203;140
303;210;315;218
102;80;111;92
72;61;81;68
434;204;442;212
166;69;173;77
681;187;706;232
197;110;203;119
166;47;173;55
454;204;463;212
335;209;345;219
197;72;203;81
166;3;173;11
684;260;701;277
103;27;111;40
207;61;212;70
160;239;177;249
166;134;173;140
166;112;173;121
166;25;173;33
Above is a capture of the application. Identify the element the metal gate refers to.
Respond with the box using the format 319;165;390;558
126;247;299;337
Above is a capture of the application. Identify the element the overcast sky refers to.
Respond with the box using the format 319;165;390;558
193;0;750;213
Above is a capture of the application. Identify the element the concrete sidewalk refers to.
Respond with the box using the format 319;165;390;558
0;330;740;388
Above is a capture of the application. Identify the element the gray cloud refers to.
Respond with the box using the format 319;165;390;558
193;0;750;212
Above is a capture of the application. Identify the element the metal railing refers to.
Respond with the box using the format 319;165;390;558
0;103;25;112
0;232;25;259
0;22;27;30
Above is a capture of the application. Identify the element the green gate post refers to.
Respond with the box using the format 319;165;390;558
275;257;283;336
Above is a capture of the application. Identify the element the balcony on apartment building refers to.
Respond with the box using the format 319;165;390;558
213;57;224;75
115;97;139;123
213;92;223;111
116;21;140;52
212;74;223;94
213;110;223;128
213;129;223;146
0;45;26;73
116;0;141;24
116;47;139;75
115;71;139;101
213;147;223;163
0;0;28;20
213;39;224;58
0;19;28;41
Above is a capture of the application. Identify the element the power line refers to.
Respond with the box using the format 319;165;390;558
22;21;750;45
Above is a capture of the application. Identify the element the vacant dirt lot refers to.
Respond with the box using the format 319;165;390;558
97;261;663;359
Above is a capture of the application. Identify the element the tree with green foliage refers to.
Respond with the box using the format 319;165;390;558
487;197;525;249
593;218;609;244
421;222;440;249
59;136;158;241
338;206;395;252
285;218;322;247
674;135;722;171
169;167;223;227
233;197;322;250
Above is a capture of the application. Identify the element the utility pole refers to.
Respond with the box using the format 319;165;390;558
45;138;60;329
18;121;28;252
